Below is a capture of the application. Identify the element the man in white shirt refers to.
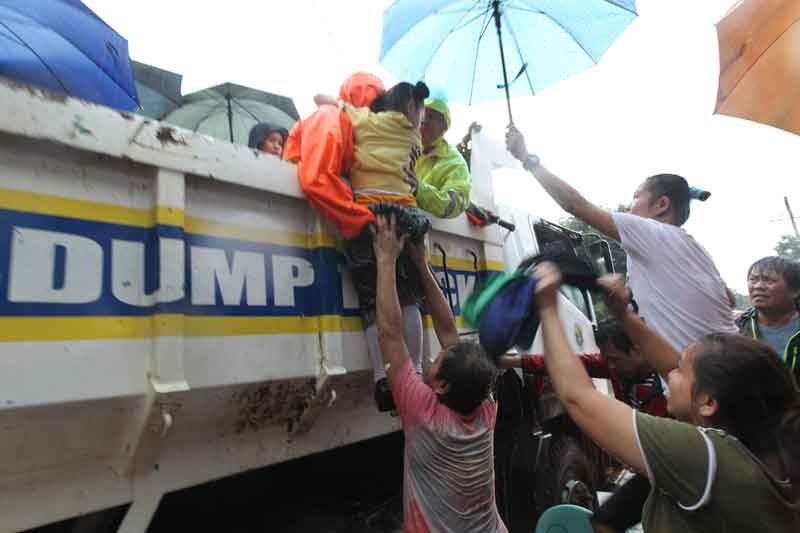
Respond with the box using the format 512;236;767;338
506;126;736;355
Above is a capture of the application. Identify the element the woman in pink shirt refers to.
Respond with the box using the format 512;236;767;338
373;214;508;533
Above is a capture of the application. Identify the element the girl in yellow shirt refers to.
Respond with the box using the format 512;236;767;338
315;81;432;411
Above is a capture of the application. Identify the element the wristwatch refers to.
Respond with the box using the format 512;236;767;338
523;153;541;171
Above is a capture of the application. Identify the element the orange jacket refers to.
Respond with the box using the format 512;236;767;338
283;72;384;239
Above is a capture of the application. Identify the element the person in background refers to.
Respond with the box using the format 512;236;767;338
498;319;665;532
532;263;800;532
738;256;800;380
247;122;288;157
372;213;507;532
415;98;471;218
506;126;736;361
497;319;666;416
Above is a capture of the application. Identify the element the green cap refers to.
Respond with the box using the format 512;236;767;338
424;98;451;129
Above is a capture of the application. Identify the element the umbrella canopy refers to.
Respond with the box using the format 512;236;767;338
380;0;636;120
716;0;800;136
132;60;182;119
0;0;138;110
162;82;299;145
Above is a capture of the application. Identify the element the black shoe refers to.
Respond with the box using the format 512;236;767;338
374;378;396;412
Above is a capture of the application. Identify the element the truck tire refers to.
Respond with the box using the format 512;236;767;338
537;435;598;514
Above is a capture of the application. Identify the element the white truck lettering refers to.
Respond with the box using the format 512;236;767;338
112;238;185;307
272;255;314;307
190;247;267;306
8;227;102;304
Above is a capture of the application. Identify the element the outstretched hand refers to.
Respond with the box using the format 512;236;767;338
597;275;632;318
462;121;483;144
371;214;407;263
533;262;562;309
505;124;529;162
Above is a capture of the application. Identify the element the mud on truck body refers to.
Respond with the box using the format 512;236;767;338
0;79;614;532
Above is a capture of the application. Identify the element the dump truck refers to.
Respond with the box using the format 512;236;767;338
0;78;613;532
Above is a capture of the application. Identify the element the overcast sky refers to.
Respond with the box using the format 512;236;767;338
86;0;800;293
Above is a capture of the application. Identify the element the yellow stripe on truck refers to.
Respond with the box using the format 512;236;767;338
0;315;367;342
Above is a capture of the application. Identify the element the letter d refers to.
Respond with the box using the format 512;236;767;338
8;227;103;304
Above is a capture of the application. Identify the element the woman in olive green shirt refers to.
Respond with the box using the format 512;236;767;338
531;263;800;532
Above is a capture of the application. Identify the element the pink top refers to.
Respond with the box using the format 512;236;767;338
392;358;508;533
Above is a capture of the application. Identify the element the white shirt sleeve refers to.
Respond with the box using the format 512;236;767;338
611;212;667;259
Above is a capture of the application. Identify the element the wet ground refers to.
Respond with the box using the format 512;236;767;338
149;432;405;533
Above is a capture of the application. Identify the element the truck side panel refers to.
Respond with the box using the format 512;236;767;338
0;80;506;531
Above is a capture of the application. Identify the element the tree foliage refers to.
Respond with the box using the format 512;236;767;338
775;234;800;262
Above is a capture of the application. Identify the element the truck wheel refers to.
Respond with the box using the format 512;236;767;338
537;435;597;514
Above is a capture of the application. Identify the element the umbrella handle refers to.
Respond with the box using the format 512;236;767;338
492;0;513;124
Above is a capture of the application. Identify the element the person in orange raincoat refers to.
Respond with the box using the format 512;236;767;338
282;72;384;239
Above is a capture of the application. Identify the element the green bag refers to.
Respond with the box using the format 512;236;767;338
461;271;521;328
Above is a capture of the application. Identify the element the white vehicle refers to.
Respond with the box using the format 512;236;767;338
0;79;612;532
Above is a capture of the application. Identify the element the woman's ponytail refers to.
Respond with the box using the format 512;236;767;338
370;81;430;113
412;81;430;104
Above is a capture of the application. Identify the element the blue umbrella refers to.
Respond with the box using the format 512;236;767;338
0;0;139;110
380;0;636;122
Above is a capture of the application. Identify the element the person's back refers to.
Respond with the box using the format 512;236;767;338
503;128;738;351
393;357;506;532
342;81;428;207
346;103;421;206
613;211;737;350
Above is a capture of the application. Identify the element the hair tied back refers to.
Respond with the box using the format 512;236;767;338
689;186;711;202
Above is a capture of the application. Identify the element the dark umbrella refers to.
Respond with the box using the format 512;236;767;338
162;82;299;145
132;60;182;119
0;0;139;110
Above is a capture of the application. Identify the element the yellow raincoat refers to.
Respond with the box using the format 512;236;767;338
415;137;471;218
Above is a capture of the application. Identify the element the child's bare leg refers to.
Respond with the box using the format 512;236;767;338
402;305;423;374
365;324;386;383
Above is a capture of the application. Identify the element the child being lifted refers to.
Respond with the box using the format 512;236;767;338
315;81;432;411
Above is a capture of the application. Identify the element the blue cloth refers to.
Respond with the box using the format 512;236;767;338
380;0;636;104
0;0;138;110
479;276;539;359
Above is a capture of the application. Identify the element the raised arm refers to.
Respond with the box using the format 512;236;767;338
534;263;645;473
505;126;619;241
598;276;681;379
407;239;460;349
373;215;411;383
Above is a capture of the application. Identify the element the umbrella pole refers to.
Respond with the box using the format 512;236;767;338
226;93;234;143
492;0;513;124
